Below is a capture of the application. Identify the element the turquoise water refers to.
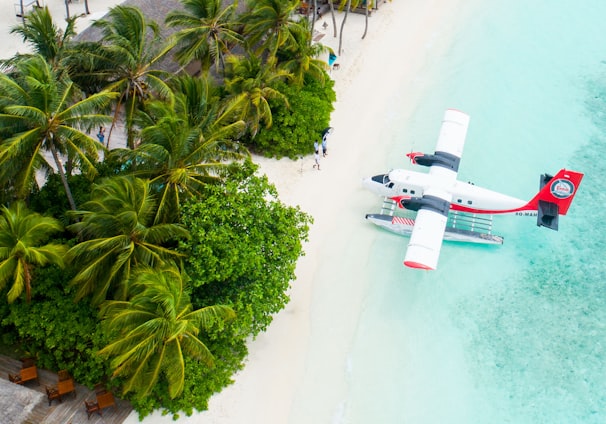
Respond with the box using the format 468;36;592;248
341;1;606;423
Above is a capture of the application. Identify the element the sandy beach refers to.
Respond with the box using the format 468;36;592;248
1;1;470;422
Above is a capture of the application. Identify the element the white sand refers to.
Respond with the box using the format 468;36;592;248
0;1;469;422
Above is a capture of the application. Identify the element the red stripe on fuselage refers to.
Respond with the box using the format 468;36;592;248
449;203;534;215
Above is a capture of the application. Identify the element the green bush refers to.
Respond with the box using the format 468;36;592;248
181;161;312;335
250;76;336;158
1;265;108;386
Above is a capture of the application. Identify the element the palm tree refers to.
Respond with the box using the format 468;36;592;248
326;0;338;38
91;6;175;149
337;0;352;55
66;176;190;304
170;74;242;131
223;55;290;137
7;6;77;71
166;0;243;74
0;55;116;209
111;77;247;224
276;20;329;86
242;0;303;59
0;201;67;303
360;0;372;39
98;264;235;399
337;0;372;48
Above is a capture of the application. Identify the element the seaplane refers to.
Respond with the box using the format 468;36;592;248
362;109;583;270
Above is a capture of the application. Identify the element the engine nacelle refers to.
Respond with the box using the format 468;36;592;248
407;151;461;172
398;195;450;217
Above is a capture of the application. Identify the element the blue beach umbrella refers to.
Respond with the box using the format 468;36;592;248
321;127;334;141
328;48;337;66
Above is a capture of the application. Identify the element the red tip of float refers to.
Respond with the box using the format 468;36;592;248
404;261;434;270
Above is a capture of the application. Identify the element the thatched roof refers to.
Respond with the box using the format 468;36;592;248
0;379;45;424
73;0;251;74
74;0;186;73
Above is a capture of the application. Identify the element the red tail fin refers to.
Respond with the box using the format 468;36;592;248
526;169;583;215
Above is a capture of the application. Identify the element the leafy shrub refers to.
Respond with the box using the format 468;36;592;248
249;76;336;158
181;161;311;335
1;265;108;386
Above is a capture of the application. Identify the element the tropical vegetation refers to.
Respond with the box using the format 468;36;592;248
0;0;334;419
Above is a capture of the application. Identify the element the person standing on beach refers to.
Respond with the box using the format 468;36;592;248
313;150;321;170
97;126;105;144
321;127;333;157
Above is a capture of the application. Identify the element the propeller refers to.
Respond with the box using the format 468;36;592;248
406;151;423;165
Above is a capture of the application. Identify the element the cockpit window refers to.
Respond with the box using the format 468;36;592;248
371;174;390;184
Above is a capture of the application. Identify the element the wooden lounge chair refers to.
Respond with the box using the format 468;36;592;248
8;363;39;385
46;386;62;406
85;390;116;419
46;371;76;405
97;391;116;413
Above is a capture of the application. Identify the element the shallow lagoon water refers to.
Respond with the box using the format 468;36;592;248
293;1;606;423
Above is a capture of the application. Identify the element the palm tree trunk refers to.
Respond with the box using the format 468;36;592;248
311;0;318;37
84;0;90;14
362;0;369;39
329;1;337;38
21;259;32;302
338;0;351;55
19;0;25;23
125;95;138;149
49;142;77;211
107;105;122;149
107;95;126;149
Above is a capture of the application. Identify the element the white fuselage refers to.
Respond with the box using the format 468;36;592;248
363;169;529;214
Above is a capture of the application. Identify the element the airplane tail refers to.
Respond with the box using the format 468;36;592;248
524;169;583;230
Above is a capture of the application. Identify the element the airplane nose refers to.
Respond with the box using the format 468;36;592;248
362;174;390;196
361;176;376;191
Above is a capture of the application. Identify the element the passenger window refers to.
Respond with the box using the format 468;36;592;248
457;199;462;203
402;188;407;193
411;190;415;195
467;200;472;205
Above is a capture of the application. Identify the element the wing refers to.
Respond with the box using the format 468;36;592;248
404;109;470;270
433;108;470;160
403;188;451;270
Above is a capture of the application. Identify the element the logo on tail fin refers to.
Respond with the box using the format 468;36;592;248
550;179;575;199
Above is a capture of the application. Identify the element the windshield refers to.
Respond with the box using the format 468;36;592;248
370;174;390;185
